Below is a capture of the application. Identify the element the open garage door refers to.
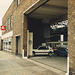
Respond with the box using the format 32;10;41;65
24;0;68;73
25;0;68;49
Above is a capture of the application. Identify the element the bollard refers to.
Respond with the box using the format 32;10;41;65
66;56;69;75
22;49;24;58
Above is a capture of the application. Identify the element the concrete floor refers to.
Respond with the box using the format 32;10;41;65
30;55;67;73
0;51;64;75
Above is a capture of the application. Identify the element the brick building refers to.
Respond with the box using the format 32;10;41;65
1;0;75;74
2;2;13;51
68;0;75;74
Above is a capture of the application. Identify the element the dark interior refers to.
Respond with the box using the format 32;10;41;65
27;17;67;49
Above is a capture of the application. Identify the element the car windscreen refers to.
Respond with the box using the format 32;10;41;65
38;47;49;50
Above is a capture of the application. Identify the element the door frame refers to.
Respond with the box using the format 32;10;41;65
15;35;20;55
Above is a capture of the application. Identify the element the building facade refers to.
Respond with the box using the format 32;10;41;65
68;0;75;74
2;0;40;54
2;2;13;51
2;0;75;74
2;0;68;54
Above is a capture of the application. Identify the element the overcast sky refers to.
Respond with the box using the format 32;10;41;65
0;0;13;36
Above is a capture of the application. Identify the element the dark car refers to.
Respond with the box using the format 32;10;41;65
52;47;57;54
55;47;67;57
52;47;57;51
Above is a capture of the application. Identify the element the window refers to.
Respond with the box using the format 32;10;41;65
6;21;7;32
9;42;11;45
10;15;12;29
6;42;8;45
38;46;49;50
8;18;10;30
17;0;20;5
4;23;6;33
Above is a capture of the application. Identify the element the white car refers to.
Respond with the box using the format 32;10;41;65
33;46;54;56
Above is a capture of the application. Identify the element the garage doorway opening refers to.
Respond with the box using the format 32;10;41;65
28;18;45;49
27;17;68;49
26;0;68;49
24;0;68;73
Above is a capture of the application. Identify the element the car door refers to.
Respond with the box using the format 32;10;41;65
62;49;67;56
36;46;49;55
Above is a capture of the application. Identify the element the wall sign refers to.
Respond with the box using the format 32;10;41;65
1;26;6;31
29;40;32;45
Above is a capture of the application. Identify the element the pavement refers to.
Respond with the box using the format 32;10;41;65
30;55;67;72
0;51;66;75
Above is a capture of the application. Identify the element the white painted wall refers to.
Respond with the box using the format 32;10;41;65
2;31;13;39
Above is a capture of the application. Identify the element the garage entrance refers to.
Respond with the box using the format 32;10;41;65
26;0;68;49
23;0;68;73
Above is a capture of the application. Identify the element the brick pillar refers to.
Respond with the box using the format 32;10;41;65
68;0;75;74
23;14;28;56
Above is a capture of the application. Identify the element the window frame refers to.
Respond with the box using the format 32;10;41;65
5;21;7;32
10;15;12;29
7;18;10;30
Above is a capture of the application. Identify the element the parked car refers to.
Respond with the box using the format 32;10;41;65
33;46;54;56
52;47;57;54
55;47;67;57
52;47;57;51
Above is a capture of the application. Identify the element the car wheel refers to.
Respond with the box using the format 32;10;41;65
33;51;35;56
48;52;53;57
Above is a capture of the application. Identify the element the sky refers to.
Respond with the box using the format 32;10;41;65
0;0;13;36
